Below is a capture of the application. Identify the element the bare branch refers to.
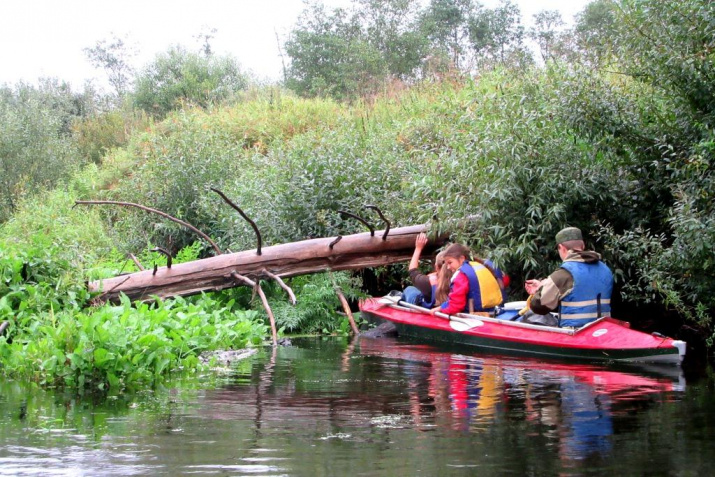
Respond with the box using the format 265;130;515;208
338;210;374;236
365;204;391;240
211;188;263;255
336;289;359;335
75;200;222;255
231;272;277;345
329;236;342;249
127;253;145;271
151;247;173;269
262;268;297;305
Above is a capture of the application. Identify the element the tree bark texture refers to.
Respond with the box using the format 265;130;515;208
89;224;446;303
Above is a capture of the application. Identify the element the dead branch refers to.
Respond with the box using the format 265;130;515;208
336;289;359;335
231;272;278;346
75;200;222;255
128;253;145;271
365;205;391;240
329;236;342;249
338;210;374;236
211;188;262;255
262;268;296;305
151;247;173;269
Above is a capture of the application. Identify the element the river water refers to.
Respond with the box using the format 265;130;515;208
1;336;713;476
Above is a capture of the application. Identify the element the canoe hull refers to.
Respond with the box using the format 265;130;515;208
359;298;685;365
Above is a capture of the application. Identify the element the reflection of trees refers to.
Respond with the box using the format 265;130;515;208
0;336;689;475
195;337;679;467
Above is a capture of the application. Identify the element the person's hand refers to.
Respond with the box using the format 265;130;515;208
409;233;429;270
415;232;428;251
430;306;440;315
524;279;543;295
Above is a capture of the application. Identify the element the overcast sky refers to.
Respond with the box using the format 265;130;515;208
1;0;592;92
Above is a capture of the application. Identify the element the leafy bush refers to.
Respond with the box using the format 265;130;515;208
71;107;150;164
0;80;85;222
107;91;352;252
132;45;249;118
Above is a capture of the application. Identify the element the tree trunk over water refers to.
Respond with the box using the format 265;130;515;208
89;224;446;303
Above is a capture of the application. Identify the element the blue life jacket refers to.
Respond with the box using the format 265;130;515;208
559;261;613;327
457;261;505;313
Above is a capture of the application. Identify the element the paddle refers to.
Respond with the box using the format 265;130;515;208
377;292;485;330
518;295;532;317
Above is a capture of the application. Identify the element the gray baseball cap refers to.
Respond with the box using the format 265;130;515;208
555;227;583;244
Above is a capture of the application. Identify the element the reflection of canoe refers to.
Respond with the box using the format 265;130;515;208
356;337;685;398
359;298;687;365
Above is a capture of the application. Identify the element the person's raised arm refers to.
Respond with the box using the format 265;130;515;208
408;233;429;271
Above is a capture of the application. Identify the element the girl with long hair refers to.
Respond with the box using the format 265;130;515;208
431;243;508;315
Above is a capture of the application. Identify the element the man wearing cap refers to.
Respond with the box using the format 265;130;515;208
524;227;614;327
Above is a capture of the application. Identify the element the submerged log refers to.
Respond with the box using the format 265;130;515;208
89;224;446;304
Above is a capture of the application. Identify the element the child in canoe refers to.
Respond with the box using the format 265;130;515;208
431;243;508;315
402;232;446;308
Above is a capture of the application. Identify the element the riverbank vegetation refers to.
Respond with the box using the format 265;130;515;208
1;0;713;390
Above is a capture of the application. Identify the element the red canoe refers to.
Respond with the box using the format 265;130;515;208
359;297;686;365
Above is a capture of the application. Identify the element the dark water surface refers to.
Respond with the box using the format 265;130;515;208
1;336;714;476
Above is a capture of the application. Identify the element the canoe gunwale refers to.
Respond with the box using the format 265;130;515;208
388;302;617;336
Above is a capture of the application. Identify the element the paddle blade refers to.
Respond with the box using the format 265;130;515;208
376;290;403;305
450;317;485;331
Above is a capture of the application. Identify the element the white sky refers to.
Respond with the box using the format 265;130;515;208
0;0;592;92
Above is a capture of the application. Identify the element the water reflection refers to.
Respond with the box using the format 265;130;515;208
356;337;682;460
0;336;691;475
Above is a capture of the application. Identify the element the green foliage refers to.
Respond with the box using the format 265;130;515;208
0;187;115;283
87;241;204;282
132;45;249;118
543;0;715;333
0;80;87;222
107;91;355;252
0;293;266;391
419;0;475;68
0;221;267;392
2;0;715;397
71;107;150;164
529;10;566;63
467;0;526;66
0;244;89;324
285;3;388;100
356;0;429;80
0;185;118;326
572;0;618;68
68;148;138;200
265;271;364;334
615;0;715;125
285;0;537;96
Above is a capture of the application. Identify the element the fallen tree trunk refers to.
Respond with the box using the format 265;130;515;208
89;224;446;304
